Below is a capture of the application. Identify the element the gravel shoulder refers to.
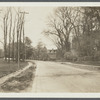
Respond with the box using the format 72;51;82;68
60;62;100;71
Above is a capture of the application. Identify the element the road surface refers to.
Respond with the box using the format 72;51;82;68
31;61;100;93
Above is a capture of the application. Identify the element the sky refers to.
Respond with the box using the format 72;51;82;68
0;7;57;49
23;7;57;49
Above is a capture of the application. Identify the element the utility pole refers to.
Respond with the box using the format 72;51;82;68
18;11;29;64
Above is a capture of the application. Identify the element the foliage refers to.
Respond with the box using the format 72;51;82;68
32;42;49;60
5;36;33;60
44;7;100;61
43;7;79;57
94;51;100;61
25;37;32;46
64;52;77;61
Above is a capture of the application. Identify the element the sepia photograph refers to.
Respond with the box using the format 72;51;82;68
0;3;100;97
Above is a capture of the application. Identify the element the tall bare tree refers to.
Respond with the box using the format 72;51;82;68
12;16;16;61
43;7;79;57
3;8;10;61
8;8;12;63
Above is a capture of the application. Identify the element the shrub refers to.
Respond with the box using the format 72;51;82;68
64;52;77;61
94;51;100;61
83;56;93;61
77;57;84;61
77;56;93;61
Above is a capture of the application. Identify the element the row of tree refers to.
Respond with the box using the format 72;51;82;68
43;7;100;61
0;7;54;63
2;7;29;64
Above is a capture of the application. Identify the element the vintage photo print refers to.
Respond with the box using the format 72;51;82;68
0;2;100;98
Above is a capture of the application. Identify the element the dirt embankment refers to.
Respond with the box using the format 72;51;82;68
0;62;36;92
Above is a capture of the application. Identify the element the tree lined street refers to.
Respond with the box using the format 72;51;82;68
1;6;100;93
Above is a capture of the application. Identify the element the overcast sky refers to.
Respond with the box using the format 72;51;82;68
0;7;57;49
23;7;57;49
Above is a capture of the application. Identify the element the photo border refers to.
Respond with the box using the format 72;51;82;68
0;1;100;99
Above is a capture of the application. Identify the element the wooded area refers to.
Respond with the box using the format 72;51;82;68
43;7;100;62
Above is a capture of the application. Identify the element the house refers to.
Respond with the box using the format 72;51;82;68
47;49;57;60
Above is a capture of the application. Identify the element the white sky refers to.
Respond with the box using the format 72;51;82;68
23;7;57;49
0;3;100;50
0;7;57;49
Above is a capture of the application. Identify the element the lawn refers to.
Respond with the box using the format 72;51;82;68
0;59;28;78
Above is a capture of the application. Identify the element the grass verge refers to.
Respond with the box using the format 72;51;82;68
0;65;35;92
0;59;28;78
61;61;100;71
74;61;100;66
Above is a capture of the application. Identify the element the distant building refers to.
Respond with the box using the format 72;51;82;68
47;49;57;60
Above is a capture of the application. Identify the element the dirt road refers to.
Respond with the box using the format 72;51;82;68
31;61;100;93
